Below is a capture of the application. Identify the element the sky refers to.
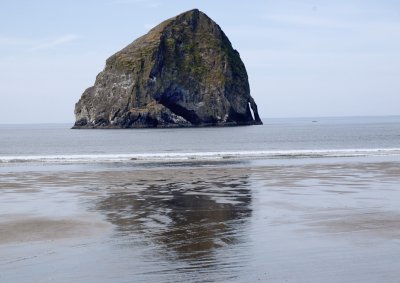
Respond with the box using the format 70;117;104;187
1;0;400;123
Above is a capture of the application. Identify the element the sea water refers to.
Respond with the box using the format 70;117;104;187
1;116;400;283
0;116;399;165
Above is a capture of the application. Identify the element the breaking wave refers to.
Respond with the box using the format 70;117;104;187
1;148;399;164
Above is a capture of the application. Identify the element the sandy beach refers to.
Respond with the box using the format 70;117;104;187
1;158;399;282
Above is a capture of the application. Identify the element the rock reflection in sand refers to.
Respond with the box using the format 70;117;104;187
96;170;252;261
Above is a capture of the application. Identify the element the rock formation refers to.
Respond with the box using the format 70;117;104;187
73;9;262;128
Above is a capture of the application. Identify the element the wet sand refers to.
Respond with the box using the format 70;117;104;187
0;217;110;244
1;159;400;282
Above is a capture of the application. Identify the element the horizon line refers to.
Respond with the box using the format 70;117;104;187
1;114;399;125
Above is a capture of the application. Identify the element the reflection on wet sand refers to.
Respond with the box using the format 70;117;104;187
97;169;252;262
2;161;400;282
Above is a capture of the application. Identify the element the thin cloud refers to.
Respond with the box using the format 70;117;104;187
0;36;34;46
0;34;80;50
265;14;351;30
31;34;80;50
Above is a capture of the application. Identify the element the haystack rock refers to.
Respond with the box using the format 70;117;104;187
73;9;262;128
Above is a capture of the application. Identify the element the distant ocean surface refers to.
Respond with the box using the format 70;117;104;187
0;116;399;165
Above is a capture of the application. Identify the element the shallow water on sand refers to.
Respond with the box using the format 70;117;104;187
1;159;400;282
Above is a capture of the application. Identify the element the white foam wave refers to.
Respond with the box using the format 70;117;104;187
0;148;399;164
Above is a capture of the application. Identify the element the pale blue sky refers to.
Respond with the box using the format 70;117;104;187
1;0;400;123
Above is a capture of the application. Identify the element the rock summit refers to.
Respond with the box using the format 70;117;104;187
73;9;262;128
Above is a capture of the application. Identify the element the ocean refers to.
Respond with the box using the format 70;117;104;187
1;116;400;282
1;116;399;165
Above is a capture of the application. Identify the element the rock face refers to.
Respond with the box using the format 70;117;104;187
73;9;262;128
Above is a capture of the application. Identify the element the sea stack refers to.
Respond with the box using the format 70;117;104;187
73;9;262;128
